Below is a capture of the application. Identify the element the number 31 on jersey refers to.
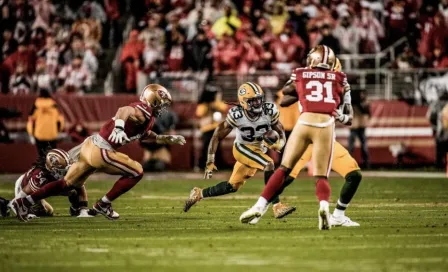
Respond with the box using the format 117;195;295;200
305;80;335;104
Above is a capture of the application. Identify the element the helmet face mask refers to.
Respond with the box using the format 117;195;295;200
246;96;263;114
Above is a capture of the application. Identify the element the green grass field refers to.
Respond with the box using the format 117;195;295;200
0;175;448;272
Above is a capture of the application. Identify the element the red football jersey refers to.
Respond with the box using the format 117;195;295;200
21;167;57;192
99;102;156;149
293;68;347;115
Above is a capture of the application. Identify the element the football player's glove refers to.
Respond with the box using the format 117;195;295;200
156;135;186;145
263;139;285;153
108;119;130;144
204;154;217;179
333;108;350;125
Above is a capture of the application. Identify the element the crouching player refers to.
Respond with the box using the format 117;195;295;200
184;82;296;222
7;149;93;219
10;84;186;222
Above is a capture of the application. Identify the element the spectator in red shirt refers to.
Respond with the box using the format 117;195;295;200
269;23;306;71
3;41;36;76
213;34;239;73
417;4;438;60
166;30;186;71
237;32;264;74
427;13;448;60
120;30;144;93
384;0;414;45
429;47;448;68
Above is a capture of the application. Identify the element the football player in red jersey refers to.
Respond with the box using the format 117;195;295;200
240;45;351;230
10;84;186;222
5;149;92;219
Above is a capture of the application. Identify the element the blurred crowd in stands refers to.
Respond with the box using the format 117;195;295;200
1;0;448;95
0;0;123;95
120;0;448;93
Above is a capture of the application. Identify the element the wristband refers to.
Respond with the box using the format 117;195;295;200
114;119;125;130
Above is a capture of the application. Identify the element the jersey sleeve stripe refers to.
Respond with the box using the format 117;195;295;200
226;117;237;127
236;143;269;166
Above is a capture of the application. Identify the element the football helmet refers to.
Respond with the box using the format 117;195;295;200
45;149;72;179
140;84;172;117
237;82;264;114
333;58;342;72
306;45;336;70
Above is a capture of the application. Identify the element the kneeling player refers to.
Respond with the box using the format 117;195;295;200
7;149;92;219
184;82;295;222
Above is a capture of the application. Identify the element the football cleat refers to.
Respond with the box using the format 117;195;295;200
330;214;360;227
9;198;30;222
249;204;270;225
318;206;331;230
183;187;202;212
240;205;265;224
0;197;10;217
93;200;119;220
77;208;96;218
273;202;296;219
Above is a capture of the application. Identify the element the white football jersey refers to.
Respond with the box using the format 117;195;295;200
226;102;280;146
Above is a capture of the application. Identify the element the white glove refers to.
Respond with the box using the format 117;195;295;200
108;119;130;144
156;135;186;145
334;108;350;125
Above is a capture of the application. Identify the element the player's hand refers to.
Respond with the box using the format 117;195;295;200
108;127;130;144
332;108;349;125
204;162;218;179
156;135;186;145
263;139;285;153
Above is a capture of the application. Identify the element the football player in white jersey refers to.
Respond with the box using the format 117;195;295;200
184;82;296;222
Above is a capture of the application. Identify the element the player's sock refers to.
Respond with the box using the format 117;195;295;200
25;179;69;207
105;173;143;201
335;170;362;214
271;175;295;202
101;196;111;203
261;167;290;203
201;181;237;198
264;170;280;204
316;177;331;202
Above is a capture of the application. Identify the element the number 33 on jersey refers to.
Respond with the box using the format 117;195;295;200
292;68;349;114
226;103;280;146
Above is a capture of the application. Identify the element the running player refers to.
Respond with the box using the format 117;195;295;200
277;58;362;227
240;45;350;230
184;82;296;222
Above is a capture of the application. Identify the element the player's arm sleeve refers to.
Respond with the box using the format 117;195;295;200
270;103;280;125
225;108;239;128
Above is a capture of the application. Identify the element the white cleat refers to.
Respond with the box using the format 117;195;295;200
77;208;95;218
318;207;331;230
330;215;360;227
249;204;270;225
240;206;265;224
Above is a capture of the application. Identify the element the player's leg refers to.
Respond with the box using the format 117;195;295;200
184;143;266;212
311;124;335;230
330;142;362;227
271;144;314;203
93;149;144;219
240;122;311;223
0;197;9;217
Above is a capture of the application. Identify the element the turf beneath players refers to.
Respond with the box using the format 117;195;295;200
0;176;447;272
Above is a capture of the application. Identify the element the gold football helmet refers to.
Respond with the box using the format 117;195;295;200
140;84;172;117
306;45;336;70
333;58;342;72
45;149;72;179
237;82;264;114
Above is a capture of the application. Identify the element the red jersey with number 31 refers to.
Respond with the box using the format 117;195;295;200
293;68;347;114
